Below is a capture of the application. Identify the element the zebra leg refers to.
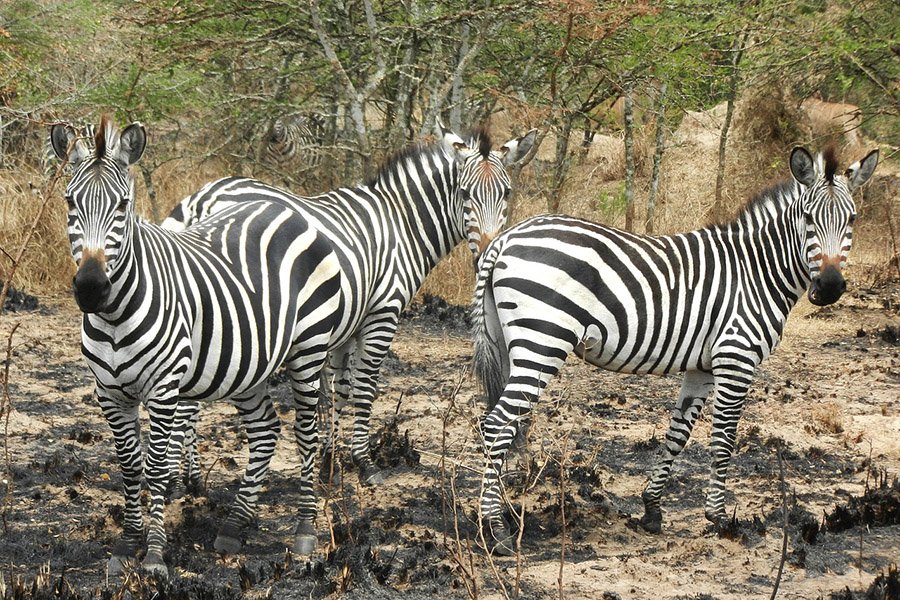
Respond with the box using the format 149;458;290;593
97;395;144;575
166;400;200;500
348;326;397;485
480;348;566;555
639;369;714;533
141;395;181;576
287;361;325;555
704;368;751;526
214;387;280;555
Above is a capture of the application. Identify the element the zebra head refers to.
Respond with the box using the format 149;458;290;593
441;126;537;256
789;146;878;306
50;116;147;314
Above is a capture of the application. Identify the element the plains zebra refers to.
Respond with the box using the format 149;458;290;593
263;114;325;172
165;125;537;484
472;146;879;554
50;117;344;574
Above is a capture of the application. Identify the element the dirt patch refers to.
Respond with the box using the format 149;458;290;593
1;284;898;599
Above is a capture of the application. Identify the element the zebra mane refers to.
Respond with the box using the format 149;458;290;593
822;144;838;184
727;178;799;229
94;115;118;160
468;125;493;160
365;126;495;188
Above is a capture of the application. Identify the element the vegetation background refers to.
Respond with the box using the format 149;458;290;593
0;0;897;302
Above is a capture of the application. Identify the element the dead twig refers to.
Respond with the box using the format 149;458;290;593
770;441;788;600
1;322;21;533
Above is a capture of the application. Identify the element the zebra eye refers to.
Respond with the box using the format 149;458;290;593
848;214;856;226
65;196;75;210
117;198;130;212
459;188;470;201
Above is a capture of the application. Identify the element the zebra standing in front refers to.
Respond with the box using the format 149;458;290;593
165;125;536;484
50;117;344;574
472;146;878;554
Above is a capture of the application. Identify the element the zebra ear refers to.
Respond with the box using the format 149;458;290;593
116;122;147;167
499;128;537;167
846;149;879;192
50;123;90;166
789;147;816;187
441;128;472;163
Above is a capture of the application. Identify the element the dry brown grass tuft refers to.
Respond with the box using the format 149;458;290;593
808;402;845;435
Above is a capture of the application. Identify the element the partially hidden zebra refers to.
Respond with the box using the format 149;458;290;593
163;125;537;485
263;114;325;173
50;117;344;575
471;145;879;554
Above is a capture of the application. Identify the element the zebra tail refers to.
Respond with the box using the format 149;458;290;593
471;242;507;413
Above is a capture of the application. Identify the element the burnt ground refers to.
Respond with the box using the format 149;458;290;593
0;284;898;600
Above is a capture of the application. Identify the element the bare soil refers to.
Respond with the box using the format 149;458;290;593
1;286;898;600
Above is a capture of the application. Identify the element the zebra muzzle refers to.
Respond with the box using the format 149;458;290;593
808;264;846;306
73;256;111;313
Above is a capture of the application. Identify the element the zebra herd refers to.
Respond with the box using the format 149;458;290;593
48;116;878;573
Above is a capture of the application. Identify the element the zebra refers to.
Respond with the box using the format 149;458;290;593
164;125;537;485
50;116;344;575
471;145;879;554
263;114;325;173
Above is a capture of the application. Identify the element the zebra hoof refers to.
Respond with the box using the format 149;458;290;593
214;523;244;555
363;469;385;486
107;555;136;577
293;521;317;555
639;504;663;533
484;519;515;556
639;513;662;534
319;469;341;487
167;479;187;502
704;508;727;526
141;553;169;578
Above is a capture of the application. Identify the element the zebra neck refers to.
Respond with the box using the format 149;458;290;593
97;226;156;321
364;153;465;270
726;201;810;315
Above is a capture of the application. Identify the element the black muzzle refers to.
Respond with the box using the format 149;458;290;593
73;256;111;313
808;264;846;306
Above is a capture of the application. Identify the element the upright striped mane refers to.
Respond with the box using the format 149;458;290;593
365;127;495;189
727;179;799;229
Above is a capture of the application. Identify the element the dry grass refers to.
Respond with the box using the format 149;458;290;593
809;402;846;435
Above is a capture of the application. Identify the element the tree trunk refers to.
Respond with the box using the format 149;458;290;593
713;31;748;221
548;116;573;213
646;82;667;235
623;84;635;232
139;164;160;224
449;22;469;132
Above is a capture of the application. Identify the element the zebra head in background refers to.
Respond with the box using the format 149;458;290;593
49;117;146;313
441;125;536;256
789;145;879;306
263;114;325;172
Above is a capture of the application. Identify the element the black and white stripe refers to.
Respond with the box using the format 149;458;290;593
471;146;879;554
50;117;344;574
165;126;536;484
